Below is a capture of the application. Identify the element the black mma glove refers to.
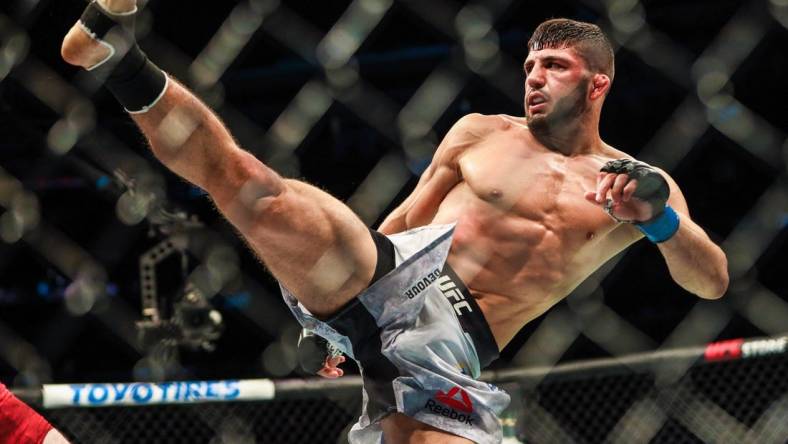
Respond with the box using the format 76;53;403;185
296;329;342;375
600;159;680;243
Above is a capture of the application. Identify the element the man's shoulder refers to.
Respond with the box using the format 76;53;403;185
430;114;504;163
446;113;520;142
598;145;668;173
594;144;638;164
454;113;521;129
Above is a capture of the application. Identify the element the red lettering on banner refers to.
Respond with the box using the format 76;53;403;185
704;338;744;362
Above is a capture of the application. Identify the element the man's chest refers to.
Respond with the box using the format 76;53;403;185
454;137;616;235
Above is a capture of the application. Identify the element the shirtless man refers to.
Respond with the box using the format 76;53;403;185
61;1;728;443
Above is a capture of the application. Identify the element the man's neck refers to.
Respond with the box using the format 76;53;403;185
531;116;602;156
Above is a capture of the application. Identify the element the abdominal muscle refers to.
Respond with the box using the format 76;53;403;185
407;120;631;351
431;187;587;350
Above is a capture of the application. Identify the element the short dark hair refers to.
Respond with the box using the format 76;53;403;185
528;18;615;82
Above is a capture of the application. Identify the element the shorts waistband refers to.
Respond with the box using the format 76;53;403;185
328;230;499;372
439;264;499;369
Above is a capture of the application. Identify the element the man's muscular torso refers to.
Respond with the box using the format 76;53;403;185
394;114;644;349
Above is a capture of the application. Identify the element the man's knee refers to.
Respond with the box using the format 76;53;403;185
199;144;287;216
239;179;344;235
212;166;293;231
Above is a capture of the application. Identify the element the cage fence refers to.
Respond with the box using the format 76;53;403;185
0;0;786;443
12;334;787;443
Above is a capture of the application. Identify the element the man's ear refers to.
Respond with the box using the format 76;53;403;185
589;74;611;100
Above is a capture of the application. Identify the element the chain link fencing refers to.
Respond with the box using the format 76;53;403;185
1;0;787;442
13;334;786;443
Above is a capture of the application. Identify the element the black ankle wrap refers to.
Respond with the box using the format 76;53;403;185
79;1;167;113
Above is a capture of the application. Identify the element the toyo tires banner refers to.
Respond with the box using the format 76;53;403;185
42;379;275;408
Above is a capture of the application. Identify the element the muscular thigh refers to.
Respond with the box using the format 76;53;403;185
381;413;475;444
219;178;377;318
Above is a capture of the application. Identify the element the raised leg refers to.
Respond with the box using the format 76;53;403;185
61;1;378;318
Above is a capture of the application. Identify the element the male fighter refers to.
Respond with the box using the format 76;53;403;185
61;1;728;442
0;383;70;443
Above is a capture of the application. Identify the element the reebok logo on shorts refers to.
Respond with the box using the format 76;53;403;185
424;386;475;425
436;386;473;412
403;268;441;299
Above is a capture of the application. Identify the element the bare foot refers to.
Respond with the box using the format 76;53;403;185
61;24;110;69
60;0;136;69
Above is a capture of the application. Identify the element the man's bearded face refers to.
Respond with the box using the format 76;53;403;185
526;77;590;132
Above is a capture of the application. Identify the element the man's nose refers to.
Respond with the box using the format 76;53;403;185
526;67;545;89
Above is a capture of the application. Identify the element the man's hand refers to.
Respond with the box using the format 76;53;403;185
584;171;653;222
584;159;670;223
296;329;347;377
317;355;346;379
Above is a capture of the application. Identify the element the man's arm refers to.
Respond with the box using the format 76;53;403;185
652;174;729;299
376;161;438;234
378;113;487;234
588;163;729;299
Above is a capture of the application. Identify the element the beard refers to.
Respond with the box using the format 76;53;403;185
526;79;590;134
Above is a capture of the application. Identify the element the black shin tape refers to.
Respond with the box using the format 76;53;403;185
80;1;167;113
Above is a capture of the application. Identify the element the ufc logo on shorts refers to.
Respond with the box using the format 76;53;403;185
438;276;473;316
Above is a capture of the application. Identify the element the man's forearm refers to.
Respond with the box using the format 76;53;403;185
657;217;728;299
